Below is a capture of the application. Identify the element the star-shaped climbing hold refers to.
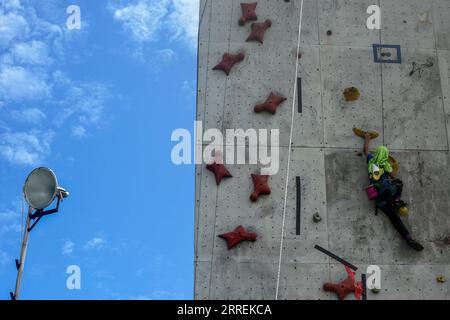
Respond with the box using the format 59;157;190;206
239;3;257;26
218;225;257;250
212;53;245;76
246;19;272;44
250;174;271;202
206;162;232;185
323;266;363;300
254;92;287;115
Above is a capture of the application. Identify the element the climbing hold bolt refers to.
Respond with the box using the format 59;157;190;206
246;19;272;44
212;52;245;76
326;30;332;36
343;87;360;102
239;3;258;26
313;212;322;223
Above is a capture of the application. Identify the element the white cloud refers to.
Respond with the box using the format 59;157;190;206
0;222;20;235
2;0;23;10
157;48;177;62
110;0;199;49
0;209;18;222
84;237;107;250
53;78;111;130
112;0;169;42
71;125;86;138
167;0;199;47
11;41;52;65
181;80;195;93
0;3;112;166
0;130;54;165
0;12;29;47
0;66;50;101
10;107;47;124
61;240;74;256
0;209;21;235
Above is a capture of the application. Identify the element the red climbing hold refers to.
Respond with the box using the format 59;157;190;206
323;266;363;300
206;162;232;185
246;19;272;44
250;174;271;202
218;225;257;250
254;92;287;115
212;53;245;76
239;3;257;26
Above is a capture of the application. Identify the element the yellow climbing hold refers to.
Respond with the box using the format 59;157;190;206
436;276;446;283
398;206;409;217
352;128;379;140
344;87;360;101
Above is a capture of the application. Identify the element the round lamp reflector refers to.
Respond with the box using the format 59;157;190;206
23;167;58;210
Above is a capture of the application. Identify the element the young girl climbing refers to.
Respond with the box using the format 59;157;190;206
363;133;424;251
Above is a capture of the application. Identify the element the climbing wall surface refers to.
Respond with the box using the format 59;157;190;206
195;0;450;300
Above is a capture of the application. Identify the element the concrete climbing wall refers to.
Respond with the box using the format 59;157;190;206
195;0;450;300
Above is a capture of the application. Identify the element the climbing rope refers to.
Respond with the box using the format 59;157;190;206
199;0;209;30
275;0;304;300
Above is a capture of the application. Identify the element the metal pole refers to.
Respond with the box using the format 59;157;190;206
13;206;32;300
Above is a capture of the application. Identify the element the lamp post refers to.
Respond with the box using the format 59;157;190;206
10;167;69;300
12;207;31;300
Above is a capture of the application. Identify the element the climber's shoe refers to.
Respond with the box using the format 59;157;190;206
394;200;407;208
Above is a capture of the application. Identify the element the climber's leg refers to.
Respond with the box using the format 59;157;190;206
379;202;410;238
377;191;424;251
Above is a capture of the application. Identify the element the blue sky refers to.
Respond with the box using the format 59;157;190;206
0;0;198;299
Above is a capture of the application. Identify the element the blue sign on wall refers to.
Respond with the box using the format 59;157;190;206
373;44;402;64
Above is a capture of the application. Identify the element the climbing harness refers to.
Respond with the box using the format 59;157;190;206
275;0;304;300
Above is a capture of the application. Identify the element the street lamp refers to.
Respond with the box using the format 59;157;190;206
10;167;69;300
